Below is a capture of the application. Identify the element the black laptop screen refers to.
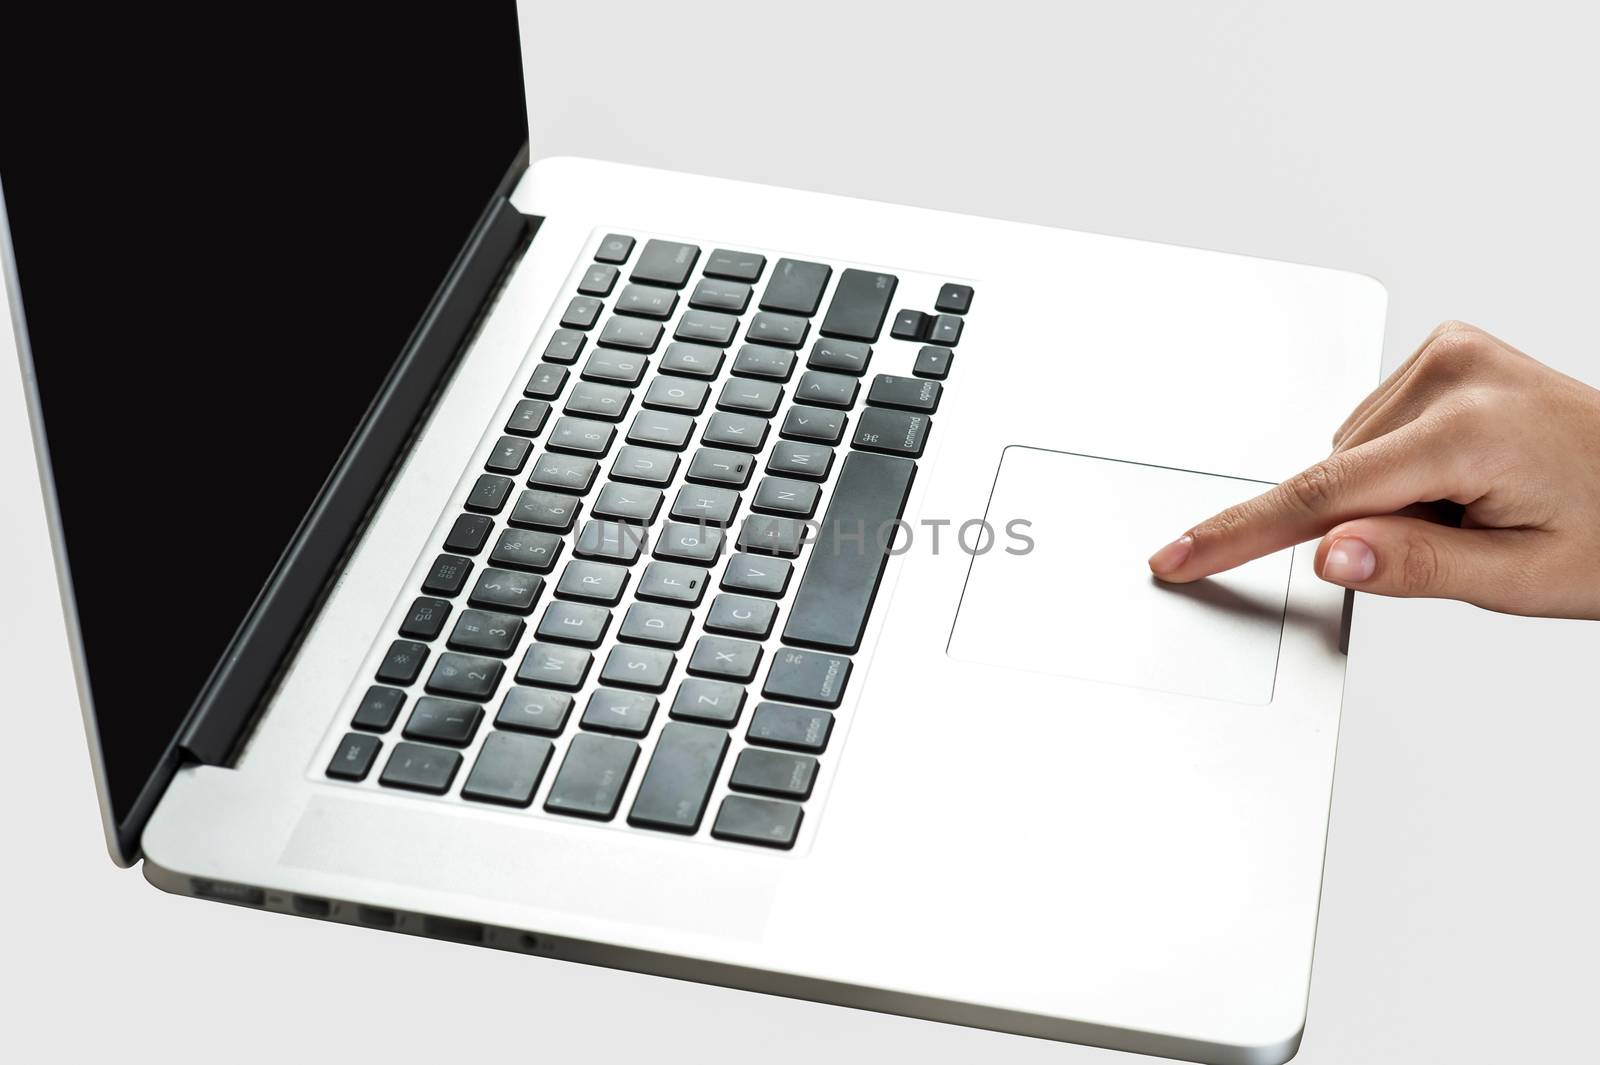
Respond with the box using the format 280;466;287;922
1;7;526;825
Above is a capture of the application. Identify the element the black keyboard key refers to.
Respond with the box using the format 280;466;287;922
752;475;819;518
580;689;658;737
929;314;963;346
573;519;649;565
578;263;619;296
717;379;784;417
515;642;593;690
795;370;858;410
422;553;473;596
711;794;802;849
561;296;604;330
595;233;635;263
486;436;532;475
425;652;505;700
670;678;747;726
544;733;639;820
543;328;587;363
509;488;582;532
465;473;515;514
731;343;796;381
468;568;544;615
379;742;462;794
524;361;570;399
705;594;778;639
376;639;429;685
327;733;382;781
688;635;762;683
528;453;599;494
628;722;729;833
704;248;765;282
819;268;897;342
631;238;700;288
505;398;552;437
729;748;818;800
760;258;831;316
720;553;792;597
782;451;913;653
593;481;663;523
447;608;525;657
934;283;973;314
766;440;834;480
746;311;808;349
611;445;680;486
686;447;755;488
496;687;574;735
779;405;847;445
399;596;452;640
807;338;872;375
402;697;484;747
737;514;807;557
890;309;931;341
555;560;629;605
597;315;663;353
851;407;931;457
637;560;709;605
489;528;563;573
618;602;693;648
703;411;770;451
747;701;833;753
670;484;741;525
626;410;696;450
535;600;612;647
616;283;679;319
444;513;493;556
564;380;633;421
659;341;725;378
690;277;752;313
654;521;725;565
763;648;852;707
643;376;709;413
867;374;942;413
912;345;953;380
462;732;553;807
599;644;677;691
582;346;651;385
548;415;616;457
352;686;406;732
675;309;740;347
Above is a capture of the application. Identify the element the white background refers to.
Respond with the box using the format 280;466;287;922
4;2;1597;1061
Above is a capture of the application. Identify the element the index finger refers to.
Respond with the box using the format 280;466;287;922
1147;426;1460;582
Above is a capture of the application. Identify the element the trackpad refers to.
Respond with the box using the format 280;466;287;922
947;447;1293;705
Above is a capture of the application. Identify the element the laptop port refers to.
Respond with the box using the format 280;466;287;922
192;878;265;906
423;915;483;944
292;895;332;917
356;905;397;928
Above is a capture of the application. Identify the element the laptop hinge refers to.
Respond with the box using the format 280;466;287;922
175;170;537;769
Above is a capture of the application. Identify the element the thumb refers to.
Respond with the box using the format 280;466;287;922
1313;515;1546;611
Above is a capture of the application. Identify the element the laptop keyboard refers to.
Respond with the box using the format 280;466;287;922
324;231;970;850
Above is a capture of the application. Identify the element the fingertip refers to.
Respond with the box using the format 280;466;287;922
1147;534;1194;579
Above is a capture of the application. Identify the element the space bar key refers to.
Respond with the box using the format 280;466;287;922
781;451;916;653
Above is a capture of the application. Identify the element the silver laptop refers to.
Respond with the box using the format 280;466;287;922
2;6;1384;1063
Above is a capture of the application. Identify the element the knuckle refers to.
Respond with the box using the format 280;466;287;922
1417;327;1491;379
1396;535;1445;596
1281;460;1343;516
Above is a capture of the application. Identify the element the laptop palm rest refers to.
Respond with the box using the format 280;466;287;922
947;447;1293;705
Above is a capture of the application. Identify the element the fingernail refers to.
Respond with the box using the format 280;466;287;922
1148;535;1193;575
1322;537;1376;583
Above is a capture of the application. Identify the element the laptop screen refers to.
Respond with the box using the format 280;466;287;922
2;7;526;830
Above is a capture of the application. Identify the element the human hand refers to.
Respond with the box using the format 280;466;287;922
1147;322;1600;619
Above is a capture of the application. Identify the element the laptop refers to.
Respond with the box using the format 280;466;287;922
1;5;1384;1063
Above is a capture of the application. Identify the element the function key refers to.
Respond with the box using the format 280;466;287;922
912;345;953;380
399;596;452;640
929;314;963;346
378;742;462;794
524;362;569;400
711;794;802;849
352;686;406;732
819;269;897;342
561;296;604;330
850;407;930;458
866;374;942;413
443;513;493;556
933;283;974;315
578;263;619;296
422;553;473;596
704;248;766;282
376;639;429;685
543;329;587;363
486;436;533;475
326;733;382;781
594;233;635;264
631;238;701;289
759;259;832;316
505;399;551;438
465;473;515;514
890;309;931;342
